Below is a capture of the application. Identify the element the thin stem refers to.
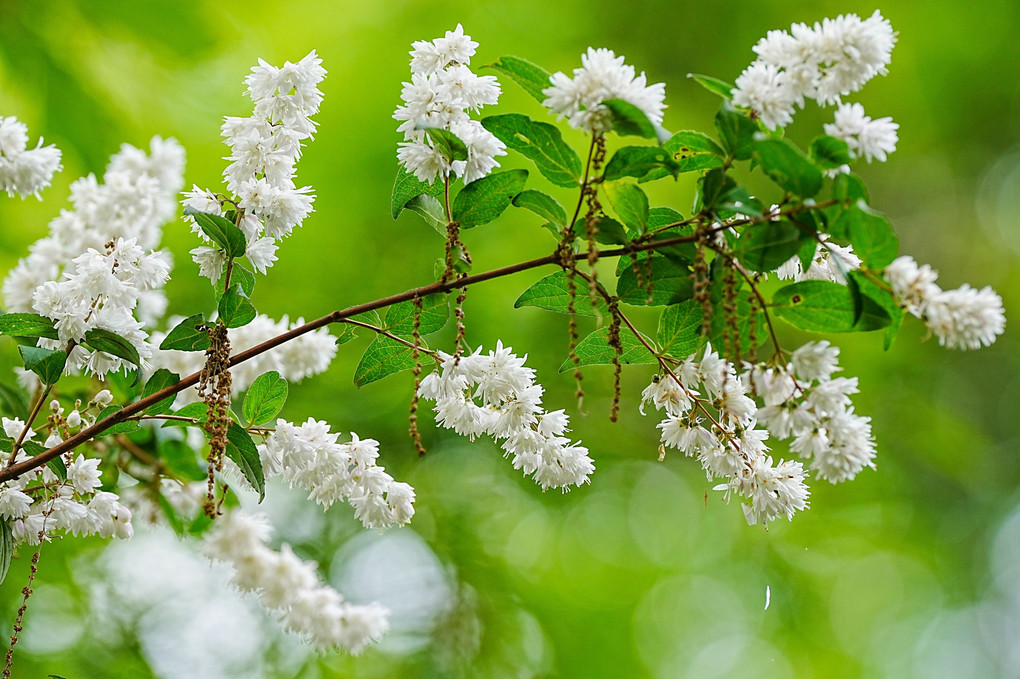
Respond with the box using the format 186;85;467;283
341;318;440;355
6;384;52;470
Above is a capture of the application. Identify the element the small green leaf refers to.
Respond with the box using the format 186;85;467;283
0;518;12;586
559;328;657;372
242;371;289;426
714;104;757;160
160;314;210;352
0;313;58;340
142;369;179;416
689;73;734;99
354;336;420;387
772;280;892;333
603;98;658;139
0;382;28;419
515;270;610;316
849;271;904;349
218;285;257;329
603;146;681;182
391;166;444;220
46;457;67;482
185;209;247;259
657;300;705;359
617;255;694;306
95;405;140;435
663;131;725;174
571;216;630;246
699;168;737;213
809;135;852;170
83;328;141;367
481;114;581;187
486;55;552;104
755;139;823;198
834;202;899;268
422;127;469;162
513;189;567;227
217;263;255;300
735;220;805;272
452;169;528;228
831;173;870;205
160;401;210;428
18;345;66;385
404;194;448;235
384;294;449;336
602;181;649;235
225;421;265;501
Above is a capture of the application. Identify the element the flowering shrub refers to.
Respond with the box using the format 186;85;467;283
0;11;1006;670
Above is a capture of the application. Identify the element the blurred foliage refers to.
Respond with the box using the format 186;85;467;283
0;0;1018;677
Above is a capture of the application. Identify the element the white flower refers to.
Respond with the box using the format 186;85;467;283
732;61;798;130
410;24;478;76
0;116;63;199
68;455;102;495
824;102;898;163
543;47;666;135
791;341;841;382
925;284;1006;350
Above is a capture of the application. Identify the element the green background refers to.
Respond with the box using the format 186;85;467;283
1;0;1018;677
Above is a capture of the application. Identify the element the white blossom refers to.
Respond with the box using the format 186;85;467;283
0;116;63;199
824;102;898;163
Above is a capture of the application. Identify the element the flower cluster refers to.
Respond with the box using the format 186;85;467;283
3;138;185;377
543;48;666;135
185;51;327;281
0;116;62;199
884;255;1006;350
0;410;133;546
258;418;415;530
202;510;389;653
418;342;594;491
151;313;337;396
732;9;898;157
776;232;861;284
394;25;505;184
641;344;809;526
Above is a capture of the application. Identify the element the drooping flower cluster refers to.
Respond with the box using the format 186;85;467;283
394;25;506;184
543;48;666;135
776;232;861;284
2;138;185;376
641;344;809;526
202;510;389;653
0;402;133;546
151;313;337;397
185;51;326;281
884;255;1006;350
258;418;415;530
732;10;898;155
418;342;594;491
0;116;62;199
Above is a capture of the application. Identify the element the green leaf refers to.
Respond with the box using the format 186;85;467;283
217;263;255;301
486;55;552;104
225;421;265;502
602;98;658;139
160;401;210;428
185;209;247;259
662;131;726;175
160;314;211;352
849;271;905;349
158;494;185;537
156;438;206;481
95;405;140;435
384;294;449;336
571;216;630;246
218;284;257;329
83;328;141;367
559;328;657;372
354;335;419;387
452;169;528;228
772;280;892;333
513;189;567;227
242;371;289;426
46;457;67;482
391;166;444;220
688;73;734;99
834;202;899;268
602;181;649;235
831;173;870;205
755;139;823;198
514;270;610;316
735;220;804;272
481;114;581;187
603;146;681;182
0;518;12;586
18;345;66;385
0;313;58;340
617;255;694;306
809;135;852;170
404;194;448;236
0;382;28;419
657;300;706;358
698;168;737;213
142;369;179;416
423;127;468;162
714;104;757;160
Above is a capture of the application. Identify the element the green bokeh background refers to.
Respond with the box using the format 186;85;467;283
1;1;1018;677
